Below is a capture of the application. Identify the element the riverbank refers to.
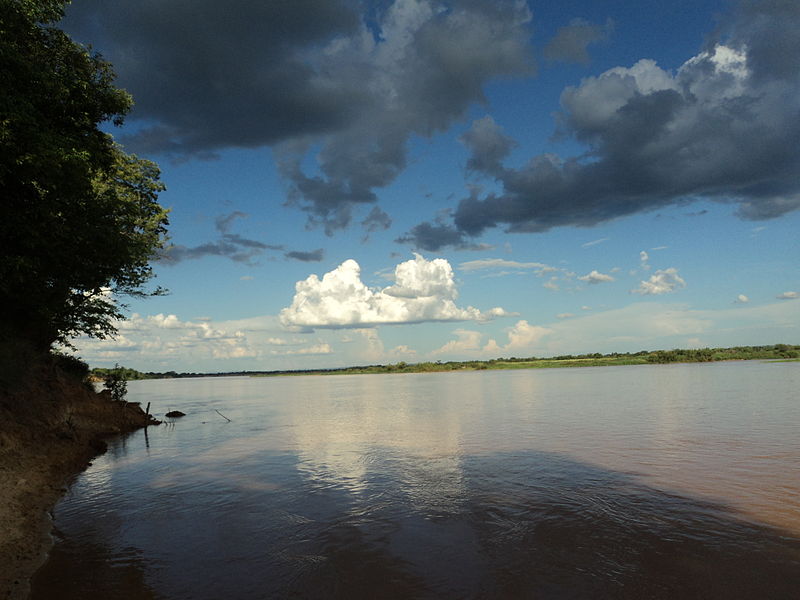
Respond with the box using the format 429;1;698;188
94;344;799;380
252;344;800;377
0;358;156;600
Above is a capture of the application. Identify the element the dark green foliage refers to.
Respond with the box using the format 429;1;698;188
92;365;152;381
51;351;90;380
103;363;128;402
646;348;712;363
647;345;799;364
0;340;90;392
1;0;169;349
770;344;799;359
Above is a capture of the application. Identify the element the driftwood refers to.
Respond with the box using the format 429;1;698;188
215;409;232;422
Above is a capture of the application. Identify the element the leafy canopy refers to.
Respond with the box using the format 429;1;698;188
0;0;169;348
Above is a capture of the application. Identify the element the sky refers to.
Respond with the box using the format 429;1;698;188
61;0;799;372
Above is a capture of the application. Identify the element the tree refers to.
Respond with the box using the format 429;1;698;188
0;0;169;349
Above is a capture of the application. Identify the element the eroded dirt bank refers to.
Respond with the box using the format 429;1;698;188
0;359;156;600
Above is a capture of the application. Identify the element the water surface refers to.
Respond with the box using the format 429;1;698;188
32;362;800;598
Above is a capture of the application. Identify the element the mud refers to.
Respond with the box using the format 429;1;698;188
0;361;156;599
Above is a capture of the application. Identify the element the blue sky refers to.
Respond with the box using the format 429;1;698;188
63;0;799;371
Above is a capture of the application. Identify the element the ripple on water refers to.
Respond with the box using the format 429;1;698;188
31;363;800;599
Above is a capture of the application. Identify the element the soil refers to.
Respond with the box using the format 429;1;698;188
0;361;157;600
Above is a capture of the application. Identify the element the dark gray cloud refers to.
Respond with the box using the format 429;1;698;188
395;221;468;252
731;0;800;83
285;249;325;262
160;212;282;265
160;240;263;264
215;211;248;234
461;116;517;176
360;206;393;242
394;217;492;252
62;0;534;233
543;18;613;65
400;0;800;249
275;0;534;234
62;0;363;158
361;206;392;233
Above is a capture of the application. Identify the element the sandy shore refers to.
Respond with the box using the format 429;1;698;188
0;363;155;600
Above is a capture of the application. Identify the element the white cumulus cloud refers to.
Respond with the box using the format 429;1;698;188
578;270;615;284
776;291;798;300
431;329;484;356
483;320;552;355
632;268;686;296
280;254;508;329
735;294;750;304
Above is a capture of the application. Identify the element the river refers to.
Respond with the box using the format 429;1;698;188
31;361;800;599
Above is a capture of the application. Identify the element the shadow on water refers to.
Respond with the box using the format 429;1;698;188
30;534;159;600
459;452;800;599
31;450;800;600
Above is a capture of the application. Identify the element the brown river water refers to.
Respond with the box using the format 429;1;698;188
31;361;800;599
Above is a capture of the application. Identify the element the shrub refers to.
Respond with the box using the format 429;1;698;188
52;351;90;380
103;363;128;402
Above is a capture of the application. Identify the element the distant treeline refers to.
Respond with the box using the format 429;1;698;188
90;344;799;381
90;367;238;380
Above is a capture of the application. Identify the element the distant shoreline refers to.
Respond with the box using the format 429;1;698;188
92;344;799;381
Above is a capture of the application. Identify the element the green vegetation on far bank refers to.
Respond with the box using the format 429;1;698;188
90;344;799;381
91;365;157;381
